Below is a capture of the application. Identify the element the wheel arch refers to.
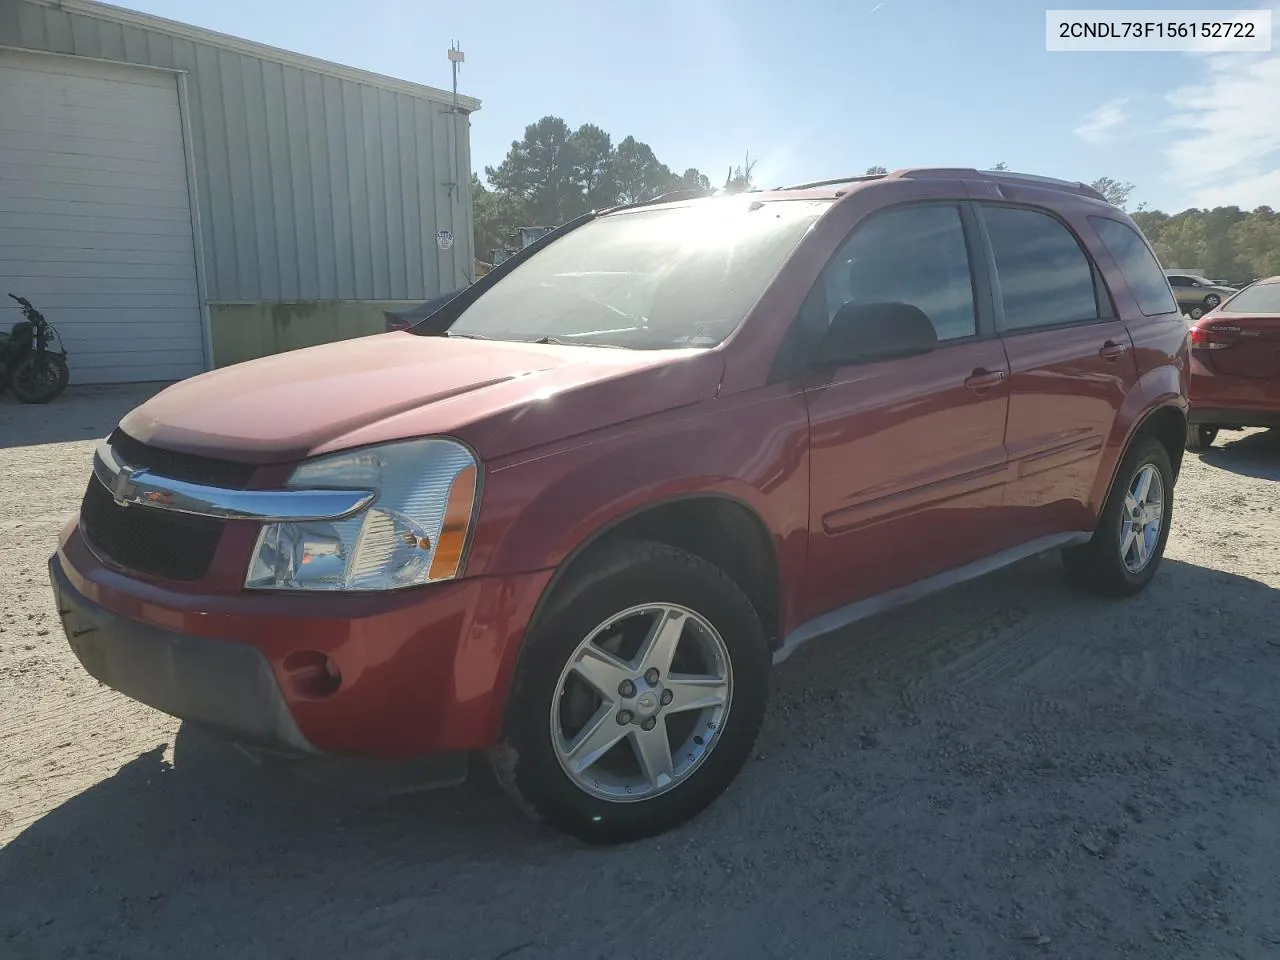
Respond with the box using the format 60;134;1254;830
1133;404;1188;481
530;493;782;649
1092;402;1187;520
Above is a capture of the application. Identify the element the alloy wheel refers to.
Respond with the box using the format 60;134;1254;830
1120;464;1165;574
550;602;732;802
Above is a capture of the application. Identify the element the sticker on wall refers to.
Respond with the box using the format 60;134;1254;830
436;228;454;250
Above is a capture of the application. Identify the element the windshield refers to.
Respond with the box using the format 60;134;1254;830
446;199;830;349
1223;281;1280;313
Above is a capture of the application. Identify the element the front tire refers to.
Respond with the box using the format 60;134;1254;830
1185;423;1218;450
489;539;769;844
11;354;69;403
1063;435;1174;597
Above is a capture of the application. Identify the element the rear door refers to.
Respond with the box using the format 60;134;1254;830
976;202;1140;537
800;201;1013;614
1200;280;1280;380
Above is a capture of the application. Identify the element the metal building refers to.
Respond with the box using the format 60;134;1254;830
0;0;480;383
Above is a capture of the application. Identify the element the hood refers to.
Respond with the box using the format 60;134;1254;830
118;333;723;465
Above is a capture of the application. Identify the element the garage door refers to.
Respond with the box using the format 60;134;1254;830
0;49;206;384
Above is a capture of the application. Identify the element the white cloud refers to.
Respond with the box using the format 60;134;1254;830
1075;97;1131;143
1161;6;1280;208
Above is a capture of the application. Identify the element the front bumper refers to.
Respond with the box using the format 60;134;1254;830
52;523;554;758
52;553;315;756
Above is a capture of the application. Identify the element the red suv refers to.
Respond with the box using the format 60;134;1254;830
1184;276;1280;450
51;168;1188;844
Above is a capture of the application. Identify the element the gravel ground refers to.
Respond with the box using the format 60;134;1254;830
2;385;1279;960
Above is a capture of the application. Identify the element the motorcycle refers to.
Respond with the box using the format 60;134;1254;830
1;293;70;404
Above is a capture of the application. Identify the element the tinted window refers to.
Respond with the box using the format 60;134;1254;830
819;204;977;343
983;205;1099;330
1223;281;1280;313
1090;217;1179;316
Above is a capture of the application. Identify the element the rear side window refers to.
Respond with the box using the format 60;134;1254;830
1090;217;1179;316
1222;282;1280;313
820;204;977;342
982;205;1100;331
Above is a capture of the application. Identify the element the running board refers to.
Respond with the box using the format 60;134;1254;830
772;531;1093;665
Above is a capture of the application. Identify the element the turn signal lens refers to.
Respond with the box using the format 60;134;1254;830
428;464;478;580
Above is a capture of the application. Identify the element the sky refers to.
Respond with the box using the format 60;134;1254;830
114;0;1280;212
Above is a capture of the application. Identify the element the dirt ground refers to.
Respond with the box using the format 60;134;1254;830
2;385;1279;960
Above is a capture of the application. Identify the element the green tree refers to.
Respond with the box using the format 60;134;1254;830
991;161;1009;171
1229;214;1280;278
471;173;526;259
865;165;888;175
1090;176;1136;209
611;136;677;204
485;116;579;225
1153;215;1210;271
567;122;616;214
672;167;713;192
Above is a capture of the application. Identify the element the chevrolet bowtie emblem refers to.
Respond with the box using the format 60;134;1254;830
110;466;139;507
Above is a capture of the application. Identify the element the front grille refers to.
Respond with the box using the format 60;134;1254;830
81;476;226;582
108;428;256;489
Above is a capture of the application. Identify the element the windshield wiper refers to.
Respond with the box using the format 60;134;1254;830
445;331;494;340
530;336;621;348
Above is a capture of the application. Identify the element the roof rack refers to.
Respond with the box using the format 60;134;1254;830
893;168;1107;201
777;168;1106;203
775;173;887;191
642;188;719;205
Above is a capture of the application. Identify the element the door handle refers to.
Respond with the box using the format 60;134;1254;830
964;368;1007;392
1099;340;1127;361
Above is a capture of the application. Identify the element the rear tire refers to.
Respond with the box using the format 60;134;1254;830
489;539;769;845
1185;423;1218;451
1063;435;1174;597
1189;306;1205;320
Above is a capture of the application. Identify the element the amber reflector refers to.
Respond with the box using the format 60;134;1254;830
428;464;477;580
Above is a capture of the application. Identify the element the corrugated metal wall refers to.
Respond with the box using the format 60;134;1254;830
2;0;476;302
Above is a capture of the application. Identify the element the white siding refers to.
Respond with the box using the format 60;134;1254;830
0;49;205;384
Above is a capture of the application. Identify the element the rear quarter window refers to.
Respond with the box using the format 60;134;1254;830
1089;217;1179;317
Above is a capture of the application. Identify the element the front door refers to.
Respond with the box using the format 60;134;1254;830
977;203;1140;536
801;202;1013;618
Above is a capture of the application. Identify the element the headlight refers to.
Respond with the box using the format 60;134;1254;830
245;438;478;591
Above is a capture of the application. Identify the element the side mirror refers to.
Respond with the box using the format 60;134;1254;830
809;301;938;367
1191;281;1202;288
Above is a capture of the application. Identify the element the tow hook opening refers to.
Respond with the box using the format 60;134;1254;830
281;650;342;699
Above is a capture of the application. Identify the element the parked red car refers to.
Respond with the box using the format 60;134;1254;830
51;168;1188;843
1185;276;1280;450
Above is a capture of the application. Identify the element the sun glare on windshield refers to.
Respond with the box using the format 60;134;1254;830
445;199;830;350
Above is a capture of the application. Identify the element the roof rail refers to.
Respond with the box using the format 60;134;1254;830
643;188;720;205
776;173;887;190
891;167;1107;201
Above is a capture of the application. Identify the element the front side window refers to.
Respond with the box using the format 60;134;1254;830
817;203;978;344
1168;275;1191;287
1090;217;1179;317
443;198;830;350
982;205;1100;331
